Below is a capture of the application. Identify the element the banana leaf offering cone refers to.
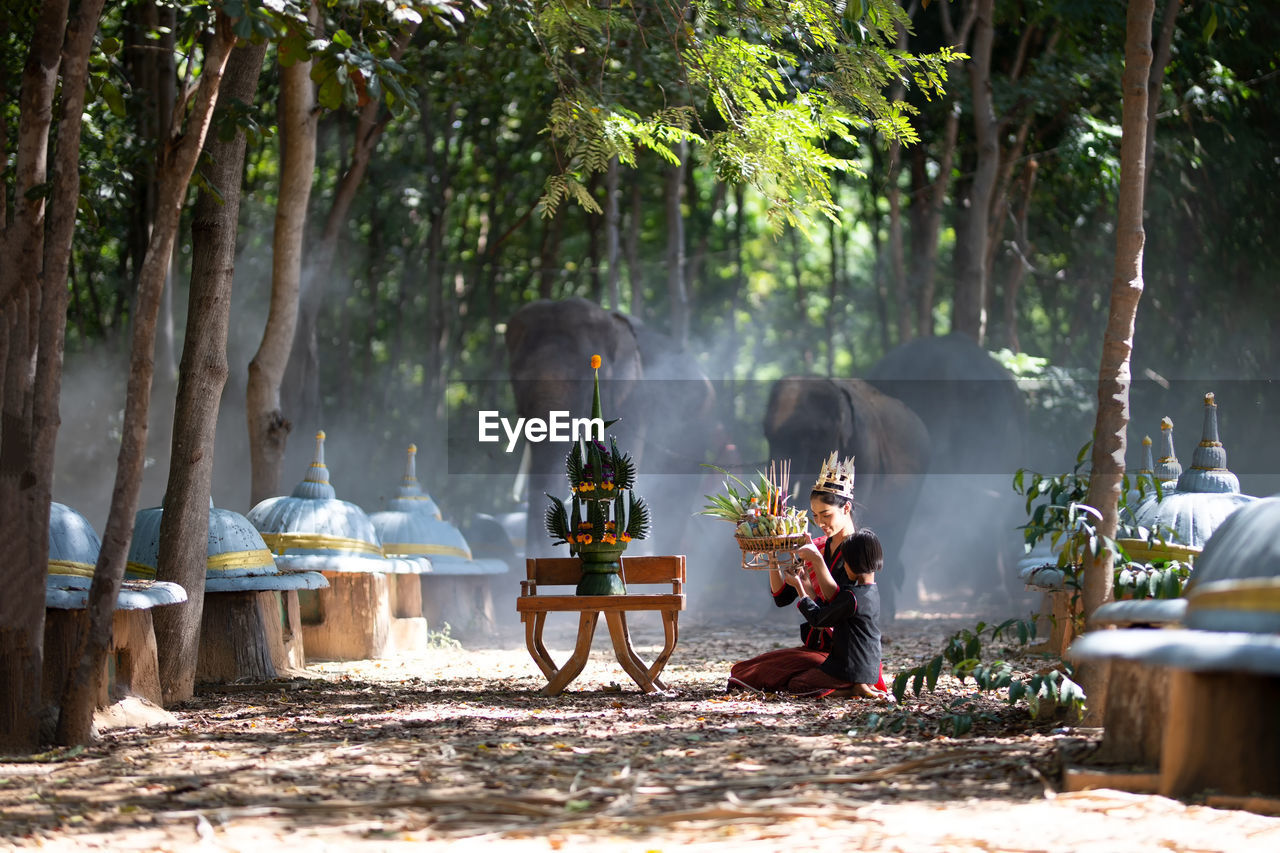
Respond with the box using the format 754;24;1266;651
543;355;650;594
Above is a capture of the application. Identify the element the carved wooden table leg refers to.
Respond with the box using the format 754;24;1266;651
603;612;660;692
523;612;557;681
540;611;600;696
643;609;680;690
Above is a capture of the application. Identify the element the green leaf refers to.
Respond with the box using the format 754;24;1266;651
318;74;343;110
100;79;126;117
332;29;354;49
925;655;943;692
891;671;910;703
101;37;122;56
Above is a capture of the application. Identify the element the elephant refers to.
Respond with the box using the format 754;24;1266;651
763;376;931;620
505;297;719;562
866;333;1031;606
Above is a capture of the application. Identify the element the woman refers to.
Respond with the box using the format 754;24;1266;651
728;452;887;696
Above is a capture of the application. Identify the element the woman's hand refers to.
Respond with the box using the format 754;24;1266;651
792;542;823;567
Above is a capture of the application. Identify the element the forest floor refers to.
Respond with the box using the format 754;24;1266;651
3;607;1279;852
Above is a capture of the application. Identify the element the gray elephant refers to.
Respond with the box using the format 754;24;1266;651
764;376;931;620
866;333;1030;606
505;297;717;559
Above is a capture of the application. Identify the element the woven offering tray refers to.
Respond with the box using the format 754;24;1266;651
735;533;807;570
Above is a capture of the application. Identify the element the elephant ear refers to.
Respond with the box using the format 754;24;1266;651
832;379;860;454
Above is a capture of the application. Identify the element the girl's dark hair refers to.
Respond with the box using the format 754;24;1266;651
840;528;883;575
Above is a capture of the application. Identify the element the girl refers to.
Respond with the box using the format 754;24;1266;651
783;528;888;698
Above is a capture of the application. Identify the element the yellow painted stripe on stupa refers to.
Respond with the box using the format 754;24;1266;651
259;532;383;556
1116;539;1201;562
206;549;276;571
48;560;96;578
385;543;471;559
125;561;157;579
1188;578;1280;614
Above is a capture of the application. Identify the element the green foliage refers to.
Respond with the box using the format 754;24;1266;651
305;0;475;115
425;621;464;649
1012;440;1192;600
1011;440;1166;572
530;0;961;226
884;618;1086;734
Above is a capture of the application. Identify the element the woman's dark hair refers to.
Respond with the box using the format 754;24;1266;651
840;528;883;575
809;490;854;515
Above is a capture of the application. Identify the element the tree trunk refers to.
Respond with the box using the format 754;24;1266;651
886;19;910;345
422;105;457;473
952;0;997;343
246;5;319;506
0;11;9;233
278;22;417;444
1079;0;1154;721
153;39;267;706
665;142;688;351
868;147;891;354
1001;159;1038;353
0;0;105;755
605;157;621;310
910;0;973;339
826;213;840;377
55;14;235;746
1143;0;1181;200
886;141;909;345
626;178;643;319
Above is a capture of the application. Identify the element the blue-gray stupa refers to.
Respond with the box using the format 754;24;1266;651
127;499;327;592
1129;394;1256;551
47;501;186;610
247;431;389;573
370;445;506;578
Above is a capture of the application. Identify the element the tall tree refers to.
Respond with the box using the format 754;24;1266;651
952;0;997;342
1078;0;1155;719
152;37;270;706
246;2;321;507
0;0;106;754
55;10;236;746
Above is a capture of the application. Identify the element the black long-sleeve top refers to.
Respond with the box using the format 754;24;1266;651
772;535;849;651
796;582;882;684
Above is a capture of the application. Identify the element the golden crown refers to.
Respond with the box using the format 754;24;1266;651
812;451;855;501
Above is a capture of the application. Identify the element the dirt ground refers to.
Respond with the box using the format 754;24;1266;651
3;608;1279;852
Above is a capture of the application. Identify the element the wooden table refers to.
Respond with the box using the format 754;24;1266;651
516;555;685;696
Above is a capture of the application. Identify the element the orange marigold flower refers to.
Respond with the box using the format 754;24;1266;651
602;534;617;545
580;534;593;545
590;354;602;369
620;533;632;542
